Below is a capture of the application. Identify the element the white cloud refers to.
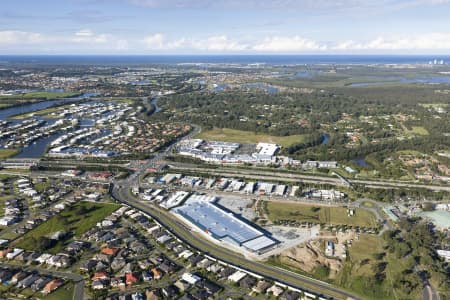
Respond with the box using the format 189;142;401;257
142;34;247;51
416;0;450;4
75;29;94;37
252;36;327;52
334;33;450;50
93;34;109;43
192;35;248;51
2;29;450;54
166;38;184;48
116;39;129;50
72;29;109;43
128;0;449;10
143;33;165;48
0;31;43;45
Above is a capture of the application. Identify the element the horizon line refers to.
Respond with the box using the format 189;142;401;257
1;53;450;57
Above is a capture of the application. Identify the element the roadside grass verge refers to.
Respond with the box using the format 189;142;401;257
0;149;20;159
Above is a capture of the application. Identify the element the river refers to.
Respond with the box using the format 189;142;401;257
321;133;329;145
0;93;94;119
245;83;278;93
14;132;65;158
349;76;450;87
150;98;161;113
352;157;372;168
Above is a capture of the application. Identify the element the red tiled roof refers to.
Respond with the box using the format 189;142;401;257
125;272;138;285
92;272;109;281
101;247;119;255
43;279;64;294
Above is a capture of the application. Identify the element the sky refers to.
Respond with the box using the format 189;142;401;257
1;0;450;54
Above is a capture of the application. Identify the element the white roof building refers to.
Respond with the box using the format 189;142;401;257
161;191;190;209
6;248;23;259
228;270;247;283
182;273;201;284
256;143;279;156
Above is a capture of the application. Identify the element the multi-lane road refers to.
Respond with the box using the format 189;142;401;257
167;162;450;192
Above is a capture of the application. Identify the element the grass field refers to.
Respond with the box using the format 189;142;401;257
266;202;378;228
34;181;51;192
0;148;20;159
0;195;14;212
335;235;391;300
0;174;16;181
0;168;30;175
0;103;13;108
397;150;424;156
335;234;421;300
401;124;429;136
0;91;78;100
361;201;374;208
408;126;429;135
345;235;385;276
14;201;120;253
195;127;308;147
419;103;448;109
10;106;66;119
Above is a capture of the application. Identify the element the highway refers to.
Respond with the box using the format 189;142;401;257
111;181;360;300
167;163;450;192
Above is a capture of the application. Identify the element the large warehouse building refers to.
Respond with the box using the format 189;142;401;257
173;194;278;254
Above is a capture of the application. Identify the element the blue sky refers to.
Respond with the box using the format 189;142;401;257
1;0;450;54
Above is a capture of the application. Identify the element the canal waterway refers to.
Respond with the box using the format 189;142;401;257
0;93;100;158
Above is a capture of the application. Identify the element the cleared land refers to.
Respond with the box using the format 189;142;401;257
196;127;308;147
401;124;429;136
0;148;20;159
266;202;378;228
14;201;120;253
335;235;420;300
